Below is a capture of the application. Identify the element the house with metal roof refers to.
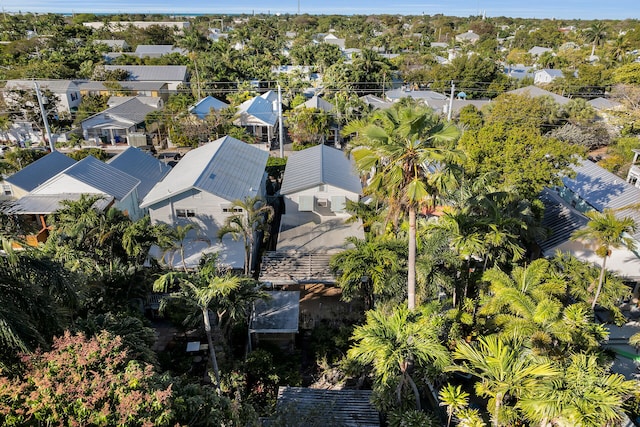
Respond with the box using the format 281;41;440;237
2;151;76;199
189;96;229;120
534;69;565;85
133;45;187;58
274;145;364;257
538;159;640;280
103;65;189;91
385;87;449;103
528;46;553;57
76;80;169;100
273;387;379;427
4;79;82;114
507;85;571;105
107;147;171;204
296;95;334;113
141;136;269;269
29;155;143;220
80;97;161;146
455;30;480;44
234;92;279;144
92;39;129;51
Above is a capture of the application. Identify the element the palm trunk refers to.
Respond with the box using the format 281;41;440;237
592;255;608;310
494;392;502;427
202;307;221;393
408;206;417;310
406;373;421;411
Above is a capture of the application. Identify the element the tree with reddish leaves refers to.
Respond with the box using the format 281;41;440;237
0;331;173;427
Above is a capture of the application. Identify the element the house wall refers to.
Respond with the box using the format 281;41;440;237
1;183;27;200
115;189;143;221
283;184;359;225
147;188;238;239
30;175;103;196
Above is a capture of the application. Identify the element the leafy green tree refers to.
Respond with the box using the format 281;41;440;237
584;21;608;58
1;147;47;172
439;384;470;427
449;335;559;427
330;236;406;310
0;331;173;426
571;209;636;309
344;104;462;310
284;106;332;148
348;304;450;410
217;195;274;276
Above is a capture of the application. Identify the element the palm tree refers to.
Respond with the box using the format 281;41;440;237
584;21;607;59
153;259;241;392
439;383;470;427
348;304;450;409
162;223;210;272
217;196;274;276
344;104;462;310
330;236;406;310
449;335;559;427
571;209;636;309
176;28;208;99
518;353;635;427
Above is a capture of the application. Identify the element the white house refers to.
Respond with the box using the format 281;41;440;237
140;136;269;268
234;92;279;145
29;155;143;220
534;69;564;85
4;79;82;114
2;151;76;200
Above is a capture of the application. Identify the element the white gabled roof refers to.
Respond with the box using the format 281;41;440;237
141;136;268;208
280;145;362;195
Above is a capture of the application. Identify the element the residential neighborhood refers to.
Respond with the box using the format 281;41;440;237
1;9;640;427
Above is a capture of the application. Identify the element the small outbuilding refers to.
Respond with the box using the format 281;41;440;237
249;291;300;350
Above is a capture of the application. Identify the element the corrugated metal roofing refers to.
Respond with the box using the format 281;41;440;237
385;88;448;101
563;159;640;241
2;193;113;214
47;156;140;201
297;95;334;112
5;151;76;192
107;147;171;200
102;97;158;124
76;80;167;92
5;79;77;93
276;387;379;427
588;97;622;111
236;96;278;126
141;136;268;207
507;85;570;105
189;96;229;119
538;188;589;254
134;45;186;55
280;145;362;195
103;65;188;81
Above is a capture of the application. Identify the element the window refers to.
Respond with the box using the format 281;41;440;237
316;198;328;208
2;184;12;196
222;206;243;213
176;208;196;218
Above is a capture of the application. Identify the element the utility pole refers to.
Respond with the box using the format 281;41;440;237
447;80;455;122
34;81;54;152
278;84;284;159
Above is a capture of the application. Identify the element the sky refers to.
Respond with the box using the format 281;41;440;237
0;0;638;20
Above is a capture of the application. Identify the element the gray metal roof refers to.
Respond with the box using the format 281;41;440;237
275;387;379;427
86;97;158;126
588;97;622;111
107;147;171;201
134;45;186;55
563;159;640;241
104;65;188;81
236;95;278;126
385;87;448;102
507;85;570;105
52;156;140;201
5;79;78;93
5;151;76;192
189;96;229;119
280;145;362;195
249;291;300;333
297;95;335;112
1;193;113;215
538;188;589;254
141;136;268;207
76;80;167;92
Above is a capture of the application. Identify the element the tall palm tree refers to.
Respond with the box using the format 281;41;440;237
344;104;462;310
449;335;559;427
584;21;608;58
162;223;210;272
348;304;450;409
571;209;636;309
217;196;274;276
153;261;241;392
